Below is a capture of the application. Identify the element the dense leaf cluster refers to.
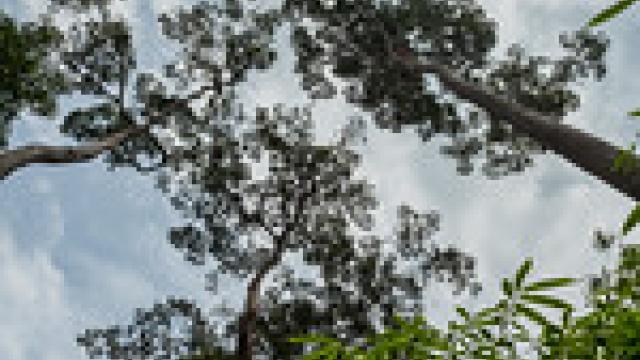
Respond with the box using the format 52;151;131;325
0;9;68;147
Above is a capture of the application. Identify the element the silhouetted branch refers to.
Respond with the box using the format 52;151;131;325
0;125;148;180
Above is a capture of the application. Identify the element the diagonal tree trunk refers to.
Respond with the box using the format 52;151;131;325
393;46;640;203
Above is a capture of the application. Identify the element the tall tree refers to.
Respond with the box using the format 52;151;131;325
1;0;636;359
40;1;480;359
300;3;640;358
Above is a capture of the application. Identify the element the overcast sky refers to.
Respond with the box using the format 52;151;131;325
2;0;640;359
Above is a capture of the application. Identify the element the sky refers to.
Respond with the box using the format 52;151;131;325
1;0;640;359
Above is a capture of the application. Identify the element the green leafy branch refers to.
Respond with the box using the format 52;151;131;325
292;244;640;360
291;257;578;360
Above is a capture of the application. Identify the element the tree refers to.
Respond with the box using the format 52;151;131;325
48;1;480;359
297;2;640;359
5;0;636;203
1;0;637;359
0;0;146;179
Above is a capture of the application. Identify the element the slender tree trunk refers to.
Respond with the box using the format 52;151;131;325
237;241;285;360
393;46;640;203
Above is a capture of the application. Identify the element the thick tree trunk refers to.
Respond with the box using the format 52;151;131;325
393;46;640;203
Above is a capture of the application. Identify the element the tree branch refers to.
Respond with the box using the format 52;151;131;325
393;46;640;203
0;125;148;180
0;26;145;181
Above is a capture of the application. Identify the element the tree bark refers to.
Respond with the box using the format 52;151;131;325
237;241;285;360
393;46;640;203
0;125;148;180
0;27;142;181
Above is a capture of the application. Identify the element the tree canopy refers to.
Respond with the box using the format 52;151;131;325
0;8;68;147
2;0;639;359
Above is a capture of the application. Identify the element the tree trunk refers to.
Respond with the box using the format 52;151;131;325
237;242;285;360
393;46;640;203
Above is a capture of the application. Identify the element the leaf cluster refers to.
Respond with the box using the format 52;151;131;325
0;9;69;146
294;244;640;360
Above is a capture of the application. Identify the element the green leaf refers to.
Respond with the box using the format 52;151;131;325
343;347;368;360
514;303;555;330
509;320;533;344
587;0;640;27
628;109;640;117
520;293;574;313
412;315;429;328
455;306;471;321
514;257;534;289
476;315;502;328
501;278;513;297
562;309;572;329
475;300;509;321
288;335;341;344
622;203;640;236
612;143;638;175
522;277;577;293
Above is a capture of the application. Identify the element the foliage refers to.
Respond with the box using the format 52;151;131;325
294;245;640;360
0;9;69;147
283;4;640;359
587;0;639;27
281;0;608;180
290;6;640;358
2;0;628;359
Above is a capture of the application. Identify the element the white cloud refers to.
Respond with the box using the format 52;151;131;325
0;223;82;360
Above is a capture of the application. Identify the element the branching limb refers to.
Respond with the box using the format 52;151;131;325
0;124;148;180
